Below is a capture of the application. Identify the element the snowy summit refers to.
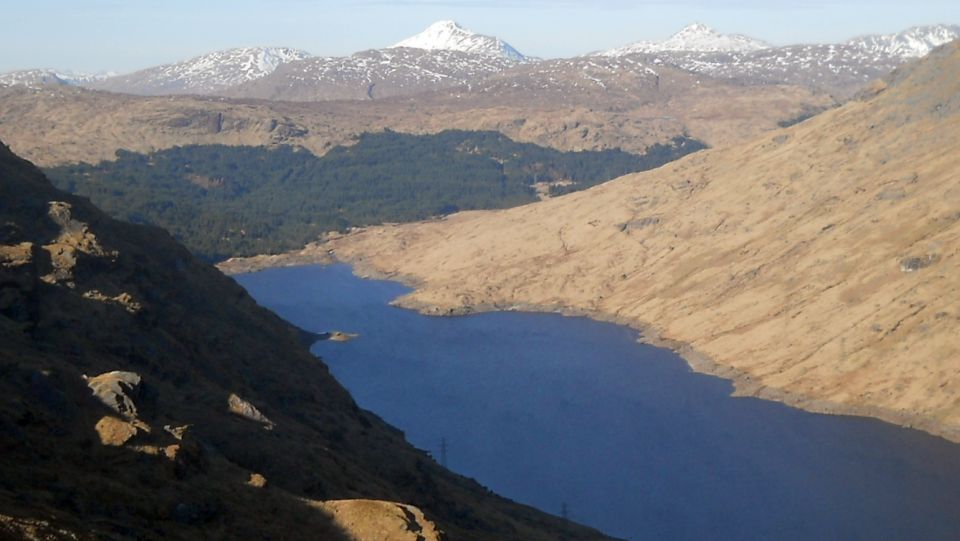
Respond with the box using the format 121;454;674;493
845;24;960;59
600;23;771;56
392;21;526;61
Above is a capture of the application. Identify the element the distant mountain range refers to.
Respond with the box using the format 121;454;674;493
220;47;520;101
0;68;114;88
2;22;957;100
84;47;311;95
597;23;960;97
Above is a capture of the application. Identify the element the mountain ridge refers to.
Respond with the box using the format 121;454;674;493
85;46;312;96
598;23;960;98
221;46;521;101
0;68;113;88
3;22;954;101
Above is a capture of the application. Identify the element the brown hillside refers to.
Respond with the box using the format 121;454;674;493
0;74;830;167
324;42;960;442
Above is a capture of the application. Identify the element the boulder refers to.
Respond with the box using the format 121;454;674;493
227;393;274;429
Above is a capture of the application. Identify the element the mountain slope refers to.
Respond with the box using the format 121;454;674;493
86;47;311;95
601;24;960;98
0;142;614;540
847;24;960;58
601;23;771;55
392;20;526;60
327;41;960;442
222;47;520;101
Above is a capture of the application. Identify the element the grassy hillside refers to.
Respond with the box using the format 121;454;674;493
325;42;960;443
45;130;705;260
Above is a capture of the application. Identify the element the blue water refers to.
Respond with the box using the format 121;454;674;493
236;264;960;541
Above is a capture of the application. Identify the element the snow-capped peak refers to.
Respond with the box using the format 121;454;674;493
599;23;772;56
391;20;526;61
845;24;960;59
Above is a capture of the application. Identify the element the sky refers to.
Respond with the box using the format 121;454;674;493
2;0;959;73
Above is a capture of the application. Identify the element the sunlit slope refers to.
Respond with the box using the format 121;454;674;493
331;41;960;441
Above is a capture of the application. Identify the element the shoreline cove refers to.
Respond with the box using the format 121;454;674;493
220;251;960;444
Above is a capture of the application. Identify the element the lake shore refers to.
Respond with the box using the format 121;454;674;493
219;248;960;445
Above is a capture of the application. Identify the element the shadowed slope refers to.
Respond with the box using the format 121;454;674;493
0;142;614;540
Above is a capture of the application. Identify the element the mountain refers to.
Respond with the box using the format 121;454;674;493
0;140;614;539
221;47;520;101
601;24;960;98
846;24;960;58
391;20;526;61
8;23;950;103
322;41;960;444
80;21;525;100
86;47;311;95
600;23;771;55
0;68;112;88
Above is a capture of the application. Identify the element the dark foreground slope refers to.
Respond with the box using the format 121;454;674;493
0;142;612;540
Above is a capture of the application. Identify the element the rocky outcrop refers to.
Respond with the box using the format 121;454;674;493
227;393;275;429
316;500;443;541
94;415;144;446
40;201;116;287
85;371;142;418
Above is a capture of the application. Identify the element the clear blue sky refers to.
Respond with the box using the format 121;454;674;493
3;0;958;73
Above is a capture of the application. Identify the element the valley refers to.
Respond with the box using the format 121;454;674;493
311;41;960;443
3;9;960;541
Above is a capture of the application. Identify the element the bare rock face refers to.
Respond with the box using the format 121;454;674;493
227;393;274;429
84;371;142;419
315;500;443;541
41;201;116;287
94;415;144;447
